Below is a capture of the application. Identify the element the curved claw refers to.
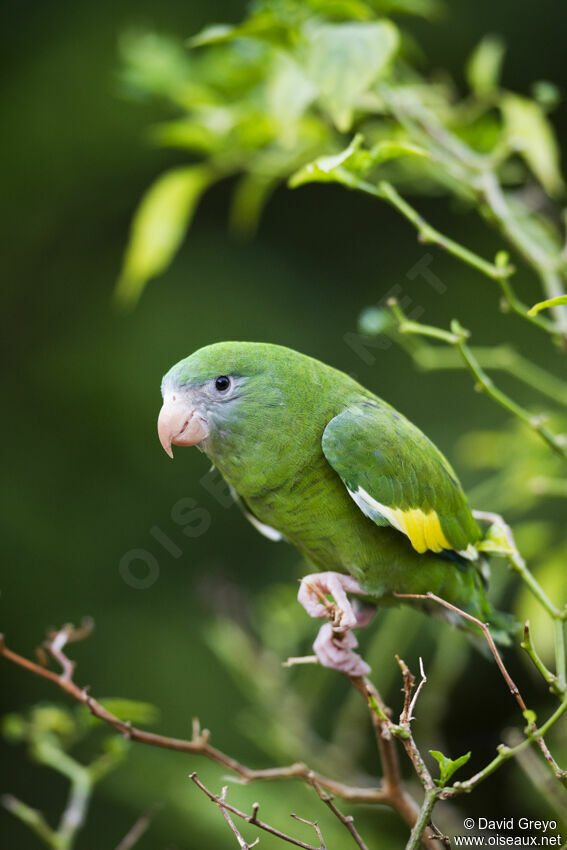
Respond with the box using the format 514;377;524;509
297;571;363;630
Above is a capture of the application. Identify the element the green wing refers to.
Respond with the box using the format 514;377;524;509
322;400;481;555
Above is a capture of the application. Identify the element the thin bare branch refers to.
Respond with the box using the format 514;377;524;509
393;592;561;775
348;675;443;849
219;786;260;850
190;773;321;850
284;655;444;849
115;805;159;850
0;629;385;805
310;778;368;850
409;659;428;723
290;814;326;850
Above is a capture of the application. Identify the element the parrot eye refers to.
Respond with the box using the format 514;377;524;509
214;375;231;393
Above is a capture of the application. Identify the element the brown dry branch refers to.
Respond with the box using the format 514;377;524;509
347;670;446;849
309;778;369;850
1;623;447;849
0;627;385;803
291;657;444;849
290;814;326;850
114;805;159;850
190;773;320;850
394;592;563;779
217;784;260;850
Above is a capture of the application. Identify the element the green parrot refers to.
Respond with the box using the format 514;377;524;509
157;341;511;675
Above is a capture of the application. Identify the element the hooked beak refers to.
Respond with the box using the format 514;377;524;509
157;393;209;458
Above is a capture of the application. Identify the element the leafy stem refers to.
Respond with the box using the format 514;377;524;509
388;300;567;460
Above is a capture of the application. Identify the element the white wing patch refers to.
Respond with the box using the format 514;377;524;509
348;486;401;529
243;510;284;542
229;486;284;542
348;486;477;559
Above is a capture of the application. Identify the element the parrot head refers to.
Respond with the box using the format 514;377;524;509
157;342;342;489
158;341;285;458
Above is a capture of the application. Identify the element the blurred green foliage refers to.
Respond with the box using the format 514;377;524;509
2;703;133;848
116;0;566;309
3;0;567;847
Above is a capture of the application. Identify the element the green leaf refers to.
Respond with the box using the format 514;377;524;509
501;93;564;196
229;174;279;238
115;165;214;306
367;139;428;165
306;0;376;21
189;24;239;47
150;119;221;154
466;35;505;97
289;134;365;187
289;134;426;187
189;10;295;49
527;295;567;317
120;32;204;106
367;0;442;18
476;522;516;556
429;749;471;787
265;52;318;123
303;21;399;131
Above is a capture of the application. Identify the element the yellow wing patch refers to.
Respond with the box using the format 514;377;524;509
349;486;453;554
388;507;451;554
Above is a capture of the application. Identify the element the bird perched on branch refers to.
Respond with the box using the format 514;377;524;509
158;341;512;676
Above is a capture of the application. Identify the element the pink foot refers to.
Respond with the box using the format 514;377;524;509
314;623;371;677
297;572;374;676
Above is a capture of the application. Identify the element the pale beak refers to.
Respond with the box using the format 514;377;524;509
157;394;209;458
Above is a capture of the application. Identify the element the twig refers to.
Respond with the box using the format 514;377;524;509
479;172;567;336
114;805;159;850
388;302;567;461
3;622;448;847
2;795;57;848
286;593;443;850
504;729;567;820
377;85;567;337
407;658;427;723
405;789;439;850
389;659;436;793
46;618;94;682
348;675;443;849
393;592;563;777
472;510;566;621
521;622;565;698
190;773;320;850
333;169;514;284
290;814;326;850
0;630;385;805
310;778;368;850
219;786;260;850
392;341;567;409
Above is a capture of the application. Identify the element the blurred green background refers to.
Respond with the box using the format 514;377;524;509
2;1;567;847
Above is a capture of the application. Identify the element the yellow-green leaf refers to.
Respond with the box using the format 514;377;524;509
289;134;426;188
115;165;214;306
466;35;505;96
229;173;279;238
303;21;399;131
502;93;564;196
